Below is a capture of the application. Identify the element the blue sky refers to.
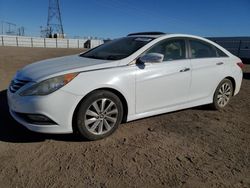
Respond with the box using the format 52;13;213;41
0;0;249;38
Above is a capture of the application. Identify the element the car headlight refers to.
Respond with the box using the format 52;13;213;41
20;73;78;96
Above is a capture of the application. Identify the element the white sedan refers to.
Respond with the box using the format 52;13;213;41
7;32;243;140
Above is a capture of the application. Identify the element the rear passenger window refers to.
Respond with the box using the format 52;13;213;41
216;47;228;57
190;40;217;58
146;39;186;61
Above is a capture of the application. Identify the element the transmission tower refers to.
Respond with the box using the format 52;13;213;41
46;0;64;38
4;22;16;35
17;27;25;36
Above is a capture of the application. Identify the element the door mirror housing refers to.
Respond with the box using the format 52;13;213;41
139;53;164;64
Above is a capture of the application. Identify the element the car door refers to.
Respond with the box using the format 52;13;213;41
135;38;191;114
188;39;229;101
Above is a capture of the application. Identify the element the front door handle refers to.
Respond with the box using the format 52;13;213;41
216;62;224;65
180;68;190;72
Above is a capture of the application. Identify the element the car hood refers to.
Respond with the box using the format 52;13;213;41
15;55;118;81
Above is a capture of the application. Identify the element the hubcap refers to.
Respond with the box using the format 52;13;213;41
217;82;231;107
85;98;118;135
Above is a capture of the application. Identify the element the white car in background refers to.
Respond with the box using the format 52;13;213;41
8;32;243;140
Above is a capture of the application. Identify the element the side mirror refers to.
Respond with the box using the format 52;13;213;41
138;53;164;64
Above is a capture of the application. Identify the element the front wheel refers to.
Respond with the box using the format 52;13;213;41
211;79;233;110
75;90;123;140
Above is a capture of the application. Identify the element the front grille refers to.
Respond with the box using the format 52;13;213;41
9;79;30;93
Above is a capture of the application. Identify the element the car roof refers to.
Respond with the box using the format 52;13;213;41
126;32;207;39
126;32;207;40
125;33;233;58
125;32;230;52
126;33;221;44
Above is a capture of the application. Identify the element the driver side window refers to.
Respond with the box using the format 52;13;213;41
146;39;186;61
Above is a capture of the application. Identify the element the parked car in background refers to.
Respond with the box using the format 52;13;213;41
8;32;243;140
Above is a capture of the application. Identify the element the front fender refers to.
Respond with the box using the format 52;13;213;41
61;66;136;117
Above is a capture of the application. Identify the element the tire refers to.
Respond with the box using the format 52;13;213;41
76;90;123;140
211;79;233;110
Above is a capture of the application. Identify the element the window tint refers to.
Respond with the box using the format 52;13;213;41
146;39;186;61
216;47;228;57
190;40;217;58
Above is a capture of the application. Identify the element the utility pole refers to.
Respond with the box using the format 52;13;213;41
46;0;64;38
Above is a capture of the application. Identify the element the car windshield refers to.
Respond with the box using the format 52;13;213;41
80;37;154;60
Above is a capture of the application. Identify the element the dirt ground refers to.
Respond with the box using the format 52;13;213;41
0;46;249;188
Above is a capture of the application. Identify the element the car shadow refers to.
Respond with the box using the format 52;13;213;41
0;90;87;143
192;105;214;111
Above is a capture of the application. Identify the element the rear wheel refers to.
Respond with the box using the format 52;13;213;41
211;79;233;110
76;90;123;140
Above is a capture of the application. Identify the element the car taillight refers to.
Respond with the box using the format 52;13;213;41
237;62;244;69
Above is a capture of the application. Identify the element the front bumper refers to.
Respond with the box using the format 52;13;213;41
7;89;82;134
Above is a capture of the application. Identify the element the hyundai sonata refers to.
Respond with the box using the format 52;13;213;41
8;32;243;140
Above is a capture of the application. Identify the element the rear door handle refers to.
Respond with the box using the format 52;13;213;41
180;68;190;72
216;62;224;65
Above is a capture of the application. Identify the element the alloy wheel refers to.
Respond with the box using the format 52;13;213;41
217;82;232;107
84;98;118;135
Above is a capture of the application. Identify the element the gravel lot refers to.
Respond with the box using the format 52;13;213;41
0;47;249;187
